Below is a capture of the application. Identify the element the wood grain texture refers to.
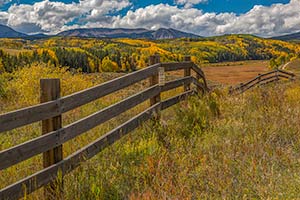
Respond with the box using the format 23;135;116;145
40;79;63;200
0;60;208;200
0;64;159;133
162;62;192;72
161;77;192;92
161;90;194;110
0;85;160;170
149;55;161;121
184;56;191;92
0;103;161;200
191;63;209;91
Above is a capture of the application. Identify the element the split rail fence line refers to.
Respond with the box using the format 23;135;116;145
229;69;295;94
0;55;209;200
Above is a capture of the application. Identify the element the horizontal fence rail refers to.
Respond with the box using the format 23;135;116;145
0;55;209;200
229;69;295;94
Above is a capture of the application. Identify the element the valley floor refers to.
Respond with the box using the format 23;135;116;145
202;60;269;85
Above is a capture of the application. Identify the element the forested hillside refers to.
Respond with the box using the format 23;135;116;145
0;35;299;73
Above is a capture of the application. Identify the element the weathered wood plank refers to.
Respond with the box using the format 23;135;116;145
0;100;60;133
191;64;209;91
149;55;161;107
260;78;279;86
62;63;160;113
278;74;291;79
40;79;63;200
259;75;278;84
161;90;194;110
259;70;277;77
0;64;159;133
184;56;191;92
277;69;295;77
243;75;278;92
242;76;260;88
0;85;160;170
191;77;205;94
191;63;204;78
161;76;192;92
0;103;160;200
162;62;192;72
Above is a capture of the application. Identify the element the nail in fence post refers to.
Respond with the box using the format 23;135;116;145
40;79;63;200
184;56;191;92
149;54;161;120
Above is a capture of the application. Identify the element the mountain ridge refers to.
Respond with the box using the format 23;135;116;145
0;24;200;39
271;32;300;41
57;27;200;39
0;24;27;38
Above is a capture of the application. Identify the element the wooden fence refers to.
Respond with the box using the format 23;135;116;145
229;69;295;94
0;55;209;200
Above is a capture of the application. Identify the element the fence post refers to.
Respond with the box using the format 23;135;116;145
257;74;261;87
149;54;161;119
40;79;63;200
276;69;279;81
240;83;244;93
184;56;191;92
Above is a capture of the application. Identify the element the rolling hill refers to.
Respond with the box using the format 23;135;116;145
57;27;200;39
272;32;300;41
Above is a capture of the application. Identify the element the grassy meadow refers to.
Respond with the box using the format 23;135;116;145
1;61;300;199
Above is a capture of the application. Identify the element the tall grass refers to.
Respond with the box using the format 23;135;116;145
1;65;300;199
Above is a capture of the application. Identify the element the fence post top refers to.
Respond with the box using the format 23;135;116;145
40;78;60;82
149;54;160;65
184;55;191;61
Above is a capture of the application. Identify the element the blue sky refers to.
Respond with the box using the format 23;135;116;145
130;0;290;14
0;0;298;36
1;0;291;14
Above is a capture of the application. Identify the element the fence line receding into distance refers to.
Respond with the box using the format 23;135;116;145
0;55;209;200
229;69;295;94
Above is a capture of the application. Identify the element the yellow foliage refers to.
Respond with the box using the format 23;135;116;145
4;64;94;107
101;56;118;72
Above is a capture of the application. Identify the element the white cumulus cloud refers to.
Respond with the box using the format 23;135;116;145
2;0;130;34
0;0;299;37
113;0;300;37
175;0;208;8
215;0;300;36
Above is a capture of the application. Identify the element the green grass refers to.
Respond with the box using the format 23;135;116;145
2;65;300;199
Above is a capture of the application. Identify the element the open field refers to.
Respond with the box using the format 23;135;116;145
202;60;270;85
2;66;300;198
168;60;270;85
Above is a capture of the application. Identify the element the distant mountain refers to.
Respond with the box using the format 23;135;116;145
272;32;300;41
24;33;51;40
57;27;200;39
152;28;199;39
0;25;200;40
0;24;27;38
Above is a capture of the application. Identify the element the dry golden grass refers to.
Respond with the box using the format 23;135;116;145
164;60;269;86
202;60;269;85
2;63;300;199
